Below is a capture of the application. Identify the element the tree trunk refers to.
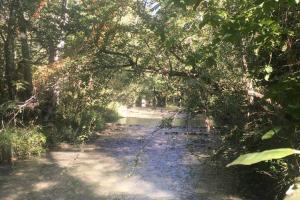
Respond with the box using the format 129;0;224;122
241;43;254;104
48;40;56;64
48;0;67;64
4;0;17;100
0;38;4;98
18;5;32;100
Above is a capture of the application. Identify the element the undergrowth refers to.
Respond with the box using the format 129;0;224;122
0;127;46;163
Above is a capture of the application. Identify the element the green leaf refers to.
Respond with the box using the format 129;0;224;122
265;65;273;73
265;74;270;81
261;127;281;140
226;148;300;167
254;47;259;56
281;43;287;52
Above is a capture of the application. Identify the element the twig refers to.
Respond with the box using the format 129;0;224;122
7;96;38;126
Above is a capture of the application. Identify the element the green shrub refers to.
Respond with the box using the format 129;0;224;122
93;113;106;130
99;107;120;123
33;59;123;145
0;127;46;163
159;116;174;128
42;107;117;145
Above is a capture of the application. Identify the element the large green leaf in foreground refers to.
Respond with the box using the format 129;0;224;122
227;148;300;167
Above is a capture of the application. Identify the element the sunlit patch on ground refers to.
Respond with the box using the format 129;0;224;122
33;181;58;191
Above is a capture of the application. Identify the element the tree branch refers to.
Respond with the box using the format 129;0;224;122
99;49;135;66
0;31;5;42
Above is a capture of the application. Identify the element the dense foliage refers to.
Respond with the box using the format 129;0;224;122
0;0;299;199
0;127;46;163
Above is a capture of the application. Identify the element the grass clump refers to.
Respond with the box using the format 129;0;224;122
0;127;46;163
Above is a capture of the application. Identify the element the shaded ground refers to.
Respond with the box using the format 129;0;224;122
0;108;242;200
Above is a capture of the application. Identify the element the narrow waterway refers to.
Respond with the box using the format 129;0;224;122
0;108;241;200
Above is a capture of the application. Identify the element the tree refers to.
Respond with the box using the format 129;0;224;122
3;0;18;100
17;1;33;99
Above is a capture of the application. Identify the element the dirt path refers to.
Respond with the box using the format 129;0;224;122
0;108;241;200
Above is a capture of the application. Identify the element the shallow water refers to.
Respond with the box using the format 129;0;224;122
0;108;241;200
117;117;161;127
117;108;205;128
